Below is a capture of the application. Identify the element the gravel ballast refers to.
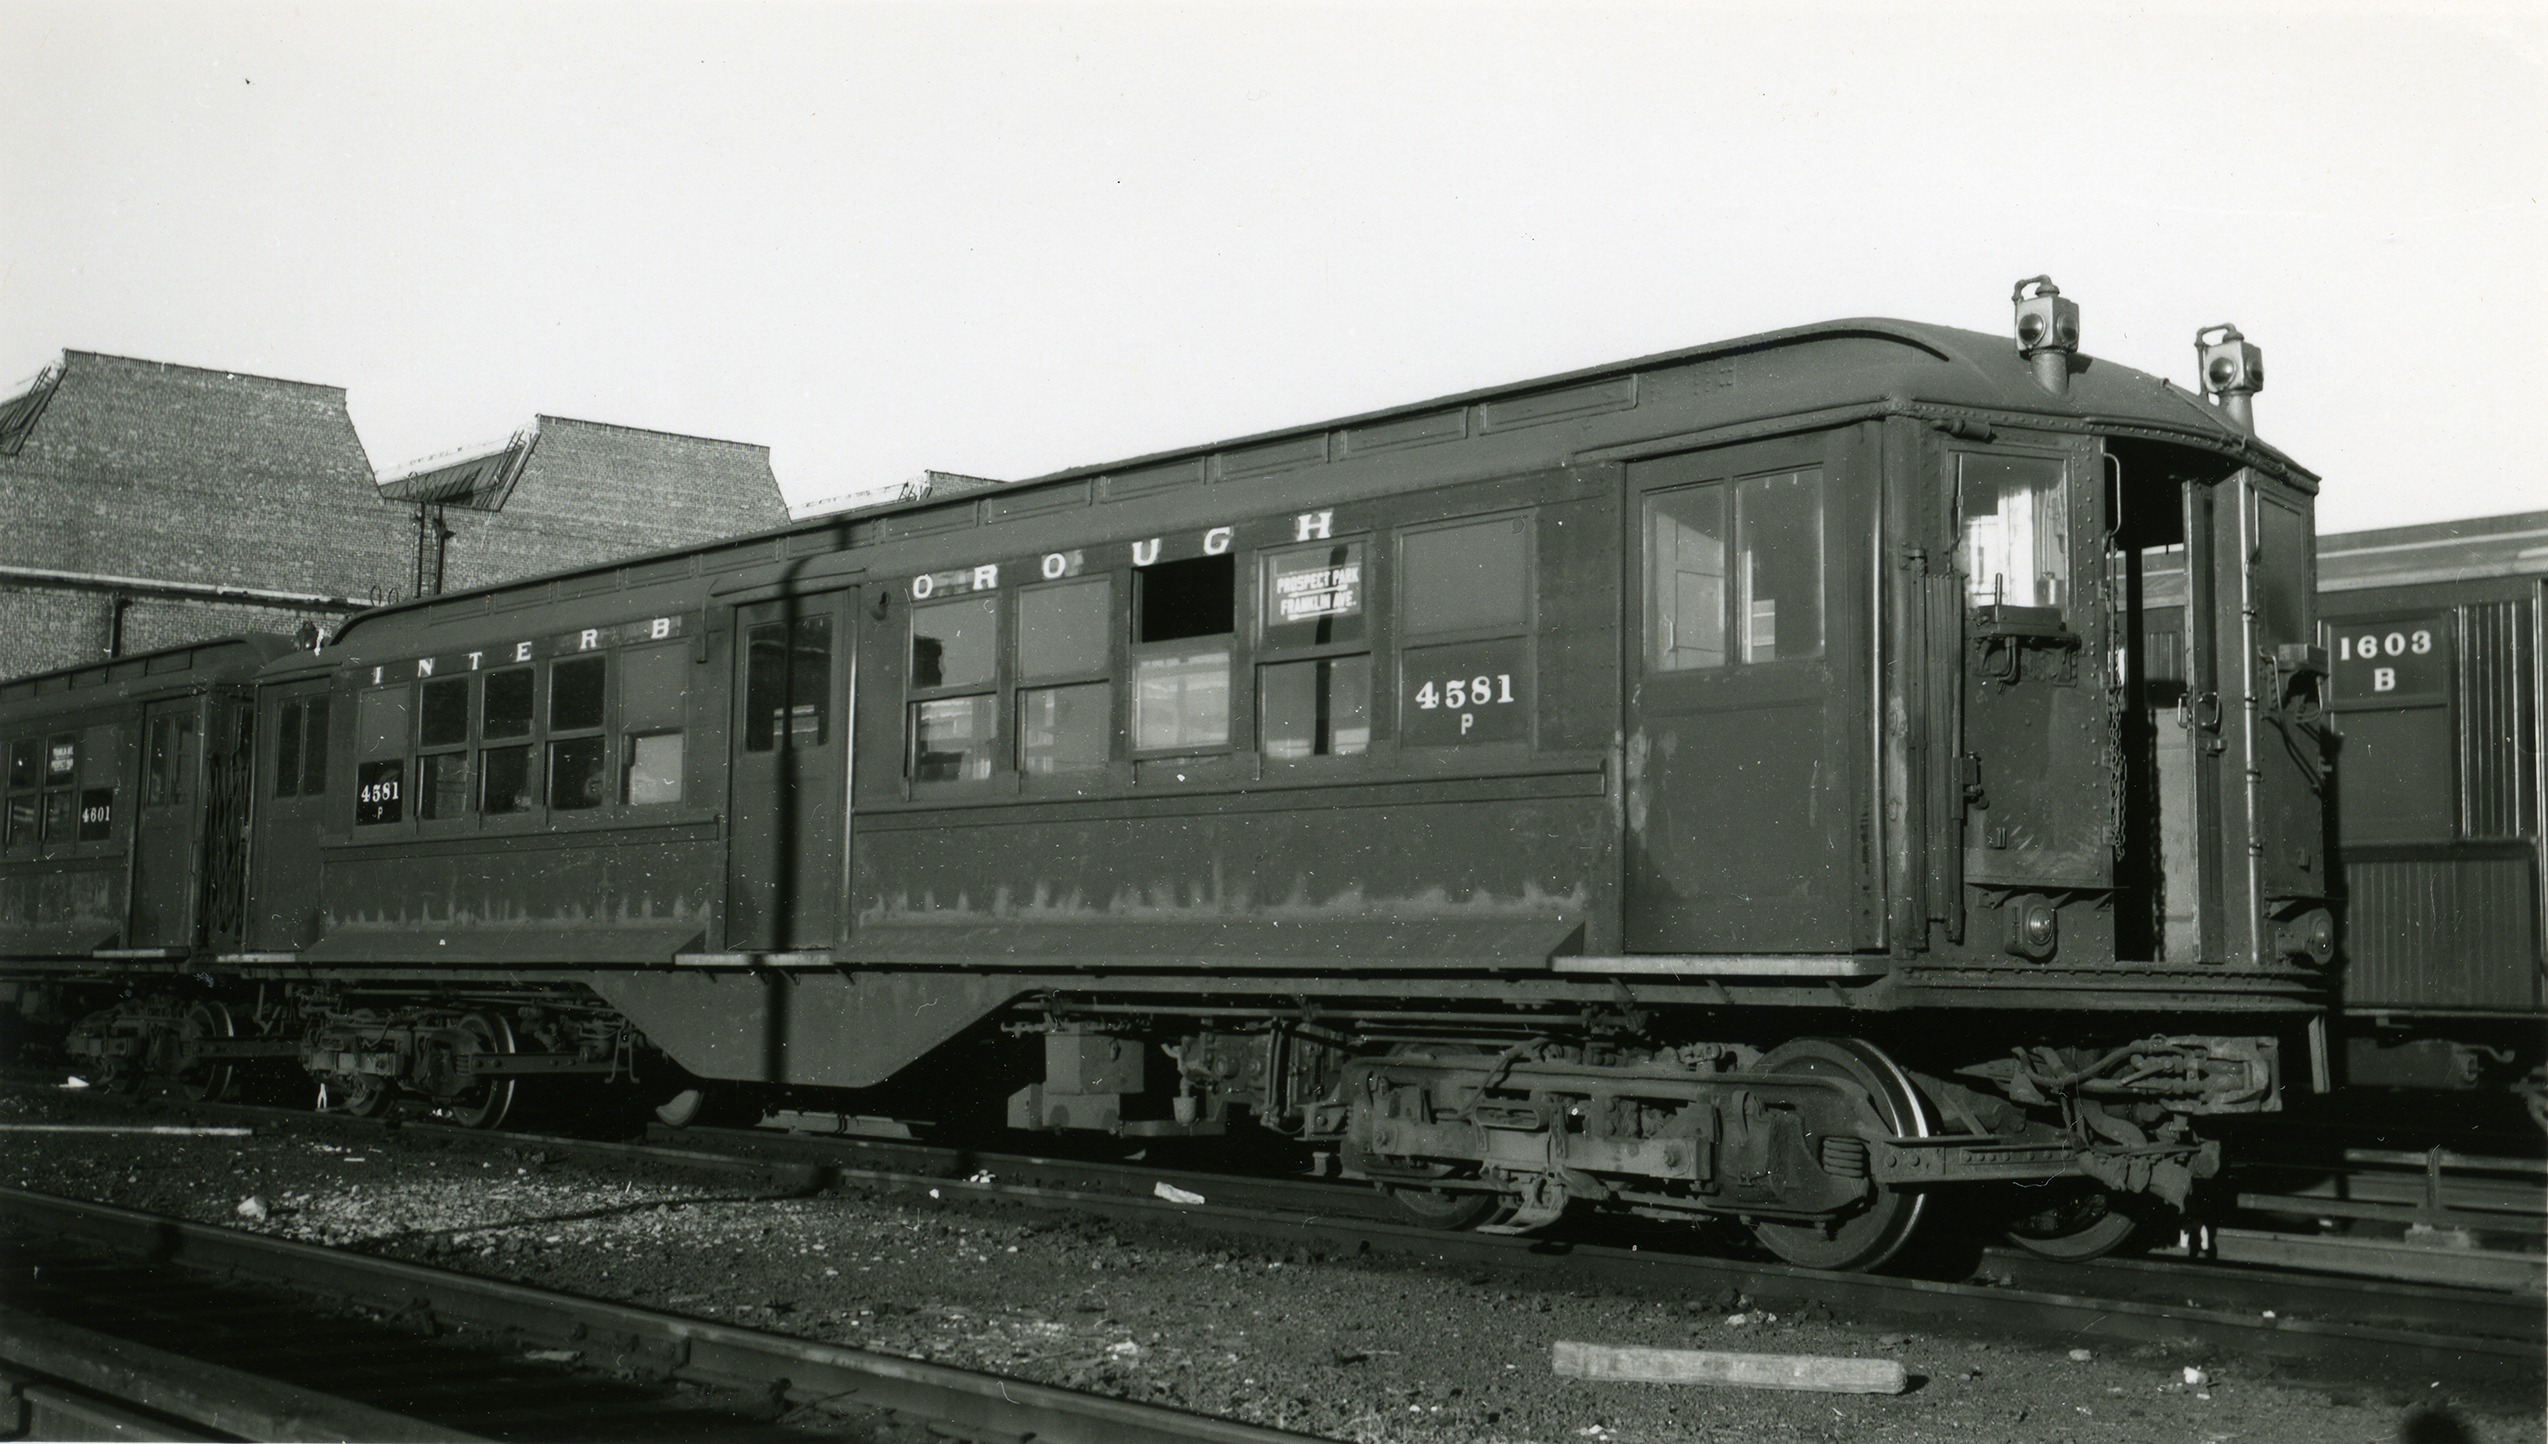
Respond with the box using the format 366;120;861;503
3;1085;2531;1444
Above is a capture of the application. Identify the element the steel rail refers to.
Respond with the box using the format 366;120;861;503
0;1187;1328;1444
0;1305;485;1444
14;1087;2540;1385
598;1126;2543;1380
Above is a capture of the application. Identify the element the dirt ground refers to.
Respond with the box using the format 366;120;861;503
2;1086;2534;1444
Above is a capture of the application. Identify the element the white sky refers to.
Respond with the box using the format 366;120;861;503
4;1;2542;534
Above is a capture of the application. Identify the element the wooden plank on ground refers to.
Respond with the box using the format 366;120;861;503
1550;1340;1909;1394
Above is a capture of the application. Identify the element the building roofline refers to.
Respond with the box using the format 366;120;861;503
59;348;349;398
530;413;772;456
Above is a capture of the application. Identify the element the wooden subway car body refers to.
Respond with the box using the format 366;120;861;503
3;309;2335;1268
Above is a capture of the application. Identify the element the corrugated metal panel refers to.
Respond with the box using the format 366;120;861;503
2343;855;2542;1010
2459;599;2536;840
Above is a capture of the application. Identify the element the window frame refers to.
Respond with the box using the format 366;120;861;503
1254;532;1375;767
1013;575;1119;786
1642;467;1830;675
1395;510;1537;754
3;734;42;857
340;636;690;834
1953;449;2076;623
1128;552;1240;762
905;592;1003;789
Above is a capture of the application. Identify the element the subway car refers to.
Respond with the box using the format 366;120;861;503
3;283;2335;1269
2318;511;2545;1116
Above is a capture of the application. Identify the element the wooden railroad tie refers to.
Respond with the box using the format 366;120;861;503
1551;1340;1910;1395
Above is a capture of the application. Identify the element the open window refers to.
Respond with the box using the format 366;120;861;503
1132;554;1234;753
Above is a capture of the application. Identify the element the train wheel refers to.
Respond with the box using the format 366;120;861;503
1384;1181;1519;1230
653;1087;709;1128
176;1002;237;1103
325;1075;396;1117
1748;1038;1933;1272
444;1011;519;1131
2004;1181;2149;1261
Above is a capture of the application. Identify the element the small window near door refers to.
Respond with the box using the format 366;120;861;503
1960;455;2070;613
149;714;197;806
1645;469;1824;670
747;616;834;752
272;698;330;798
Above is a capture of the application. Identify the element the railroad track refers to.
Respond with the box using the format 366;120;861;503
14;1083;2543;1394
0;1186;1327;1443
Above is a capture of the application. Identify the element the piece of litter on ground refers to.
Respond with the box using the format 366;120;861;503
522;1349;582;1364
2183;1366;2211;1386
235;1195;269;1222
1551;1340;1909;1395
1153;1182;1207;1205
2068;1348;2095;1362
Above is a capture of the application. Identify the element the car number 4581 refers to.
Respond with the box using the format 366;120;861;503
1414;675;1516;709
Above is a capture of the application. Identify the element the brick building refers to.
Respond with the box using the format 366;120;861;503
1;355;793;681
376;416;789;598
0;352;406;680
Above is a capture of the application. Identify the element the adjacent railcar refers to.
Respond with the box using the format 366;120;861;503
4;284;2336;1269
2317;511;2546;1107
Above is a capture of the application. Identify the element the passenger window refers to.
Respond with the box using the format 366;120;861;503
1261;656;1371;758
1645;470;1824;670
1959;455;2069;614
1132;555;1234;752
1403;520;1525;637
483;669;535;738
895;591;992;782
913;695;997;781
550;657;607;731
1017;579;1112;776
619;644;687;805
1019;581;1110;679
1262;542;1367;648
3;738;36;852
546;656;608;811
418;676;473;820
912;598;997;690
1258;542;1370;761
